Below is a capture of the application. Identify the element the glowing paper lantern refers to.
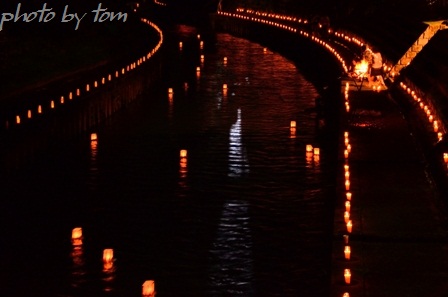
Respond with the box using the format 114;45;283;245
16;115;20;124
200;41;204;49
91;133;98;142
69;92;73;100
346;220;352;233
27;110;32;119
344;149;349;159
196;66;200;72
61;96;64;104
180;149;187;158
346;192;352;201
344;211;350;223
38;105;42;114
347;144;352;153
344;246;351;260
86;84;90;91
345;180;350;191
344;269;351;284
103;249;114;264
179;41;183;49
290;120;296;128
72;227;83;246
168;88;173;94
223;57;227;64
344;131;349;138
77;88;80;96
142;280;155;297
444;153;448;163
314;147;320;155
344;164;349;172
51;100;55;109
306;144;313;152
345;201;351;212
345;171;350;180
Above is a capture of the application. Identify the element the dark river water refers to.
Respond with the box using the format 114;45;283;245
0;24;334;297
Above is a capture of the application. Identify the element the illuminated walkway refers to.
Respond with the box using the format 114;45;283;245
333;85;448;297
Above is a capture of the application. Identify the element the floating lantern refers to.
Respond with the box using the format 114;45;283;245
344;269;351;284
263;48;267;53
438;132;443;141
290;120;296;128
345;180;350;191
347;144;352;153
200;41;204;49
180;149;187;158
168;88;173;94
314;147;320;155
344;138;349;146
86;84;90;92
69;92;73;100
16;115;20;124
102;77;106;84
94;81;98;88
223;57;227;64
346;220;352;233
142;280;155;297
179;41;183;49
343;234;349;244
344;246;351;260
91;133;98;142
306;144;313;152
103;249;114;264
223;83;228;90
196;66;200;72
116;71;119;78
38;105;42;114
345;171;350;180
51;100;55;109
444;153;448;163
346;192;352;201
344;164;349;172
434;121;438;132
344;131;349;138
61;96;64;104
27;110;32;119
197;34;200;39
429;115;434;122
72;227;83;246
344;149;349;159
345;201;351;212
109;74;112;81
344;211;350;223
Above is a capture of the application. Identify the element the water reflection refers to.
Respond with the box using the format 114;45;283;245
209;200;254;296
228;109;250;178
71;246;86;289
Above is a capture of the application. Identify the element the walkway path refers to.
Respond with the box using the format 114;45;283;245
331;82;448;296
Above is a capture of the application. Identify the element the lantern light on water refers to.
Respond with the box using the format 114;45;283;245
343;234;349;244
344;246;351;260
38;105;42;114
51;100;55;109
347;144;352;153
314;147;320;155
91;133;98;142
344;164;349;172
438;132;443;141
196;66;200;72
344;269;351;284
179;41;182;49
345;180;350;191
16;115;20;124
180;149;187;158
142;280;155;297
223;84;228;90
344;149;349;159
61;96;64;104
168;88;173;94
444;153;448;163
86;84;90;92
69;92;73;100
345;171;350;180
290;121;296;128
223;57;227;63
27;110;32;119
306;144;313;152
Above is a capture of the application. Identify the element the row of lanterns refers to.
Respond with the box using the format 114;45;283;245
399;82;448;166
217;10;349;74
71;227;156;296
9;18;164;130
222;8;397;80
154;0;167;6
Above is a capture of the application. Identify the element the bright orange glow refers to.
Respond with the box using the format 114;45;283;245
16;115;20;124
27;110;32;119
306;144;313;152
61;96;64;104
346;220;352;233
345;171;350;180
72;227;83;246
344;246;351;260
345;180;350;191
345;201;351;212
77;88;80;96
91;133;98;141
344;269;351;284
444;153;448;163
354;60;369;77
86;84;90;91
168;88;173;94
180;149;187;158
344;149;349;159
290;120;296;128
346;192;352;201
344;211;350;223
103;249;114;264
69;92;73;100
142;280;155;296
344;164;349;172
51;100;55;109
314;147;320;155
38;105;42;114
179;41;183;49
343;292;350;297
